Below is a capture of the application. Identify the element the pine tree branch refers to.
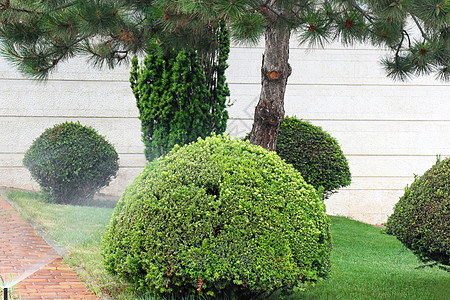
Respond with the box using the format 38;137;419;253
85;39;129;64
36;53;65;74
434;49;450;69
287;7;305;24
263;0;283;23
48;2;77;13
7;48;22;59
16;33;94;77
394;31;405;66
54;34;93;53
402;29;411;48
410;14;430;42
262;0;307;29
349;1;374;22
4;6;42;15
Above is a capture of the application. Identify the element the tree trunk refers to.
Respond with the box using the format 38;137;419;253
249;24;291;151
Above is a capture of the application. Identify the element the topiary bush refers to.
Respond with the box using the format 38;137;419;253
276;116;351;198
386;156;450;270
23;121;119;204
103;135;331;298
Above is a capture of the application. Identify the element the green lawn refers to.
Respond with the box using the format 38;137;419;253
4;190;449;299
294;217;449;300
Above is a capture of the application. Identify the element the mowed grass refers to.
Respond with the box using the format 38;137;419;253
5;190;449;299
295;217;449;300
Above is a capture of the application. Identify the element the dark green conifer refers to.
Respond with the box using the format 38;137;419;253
130;25;230;160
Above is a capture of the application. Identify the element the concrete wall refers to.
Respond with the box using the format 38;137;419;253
1;41;449;224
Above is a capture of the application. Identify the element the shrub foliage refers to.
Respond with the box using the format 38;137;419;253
130;24;230;161
23;121;119;204
276;116;351;198
386;157;450;270
103;135;331;298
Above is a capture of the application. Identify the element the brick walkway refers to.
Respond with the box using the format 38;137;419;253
0;195;97;299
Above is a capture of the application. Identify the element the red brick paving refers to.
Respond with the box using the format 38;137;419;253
0;196;97;299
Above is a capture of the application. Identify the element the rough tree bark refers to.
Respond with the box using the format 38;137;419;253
249;21;292;151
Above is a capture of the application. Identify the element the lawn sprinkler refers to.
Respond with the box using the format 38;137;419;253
3;288;7;300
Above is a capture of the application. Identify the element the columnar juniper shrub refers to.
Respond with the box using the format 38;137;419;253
276;116;351;198
103;135;331;299
23;122;119;204
130;23;230;161
386;156;450;270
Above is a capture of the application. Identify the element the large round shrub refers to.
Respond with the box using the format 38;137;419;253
23;121;119;204
386;157;450;269
276;116;351;198
103;135;331;298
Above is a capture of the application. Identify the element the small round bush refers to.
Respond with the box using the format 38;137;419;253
386;157;450;269
276;116;351;198
103;135;331;298
23;121;119;204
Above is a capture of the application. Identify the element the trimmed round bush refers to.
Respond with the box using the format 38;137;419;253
276;116;351;198
103;135;331;298
386;157;450;269
23;121;119;204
